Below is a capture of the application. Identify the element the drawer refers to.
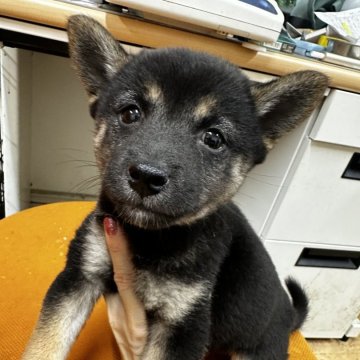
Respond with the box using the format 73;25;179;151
264;142;360;248
265;240;360;338
310;90;360;149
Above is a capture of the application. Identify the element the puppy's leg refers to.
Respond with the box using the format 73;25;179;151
22;267;102;360
142;305;211;360
23;215;109;359
244;333;289;360
142;323;209;360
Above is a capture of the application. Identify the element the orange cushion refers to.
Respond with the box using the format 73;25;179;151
0;202;316;359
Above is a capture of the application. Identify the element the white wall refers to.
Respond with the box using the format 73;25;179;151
1;48;32;215
1;49;99;215
29;52;98;203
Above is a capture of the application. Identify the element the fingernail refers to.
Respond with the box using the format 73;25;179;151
104;217;118;236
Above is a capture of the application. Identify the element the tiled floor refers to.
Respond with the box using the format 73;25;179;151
308;336;360;360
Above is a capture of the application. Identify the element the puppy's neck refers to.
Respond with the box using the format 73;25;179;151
96;191;118;220
95;191;200;256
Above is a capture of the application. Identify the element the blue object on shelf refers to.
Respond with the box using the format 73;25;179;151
239;0;278;14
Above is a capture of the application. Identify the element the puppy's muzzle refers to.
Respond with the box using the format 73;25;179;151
128;163;169;197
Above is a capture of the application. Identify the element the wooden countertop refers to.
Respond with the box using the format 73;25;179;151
1;0;360;93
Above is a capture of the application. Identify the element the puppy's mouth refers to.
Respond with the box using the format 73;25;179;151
115;202;179;229
114;198;218;230
102;176;211;229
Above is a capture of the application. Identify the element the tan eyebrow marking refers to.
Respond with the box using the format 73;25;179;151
145;83;163;103
93;121;107;150
193;96;217;119
88;94;98;105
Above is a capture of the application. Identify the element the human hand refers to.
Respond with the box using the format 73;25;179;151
103;217;148;360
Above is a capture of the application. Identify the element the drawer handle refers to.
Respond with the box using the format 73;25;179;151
342;152;360;180
296;248;360;270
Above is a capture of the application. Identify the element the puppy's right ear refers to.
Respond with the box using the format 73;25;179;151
67;15;128;98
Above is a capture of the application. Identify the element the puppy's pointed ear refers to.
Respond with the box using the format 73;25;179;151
251;71;328;150
67;15;128;98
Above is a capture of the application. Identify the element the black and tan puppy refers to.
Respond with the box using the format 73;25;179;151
23;15;328;360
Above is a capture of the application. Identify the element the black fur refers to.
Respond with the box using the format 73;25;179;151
24;15;328;360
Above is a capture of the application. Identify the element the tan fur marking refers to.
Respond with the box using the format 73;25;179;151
82;222;111;279
22;287;99;359
135;270;209;323
22;317;65;359
231;354;249;360
146;83;163;103
176;156;248;227
88;94;98;106
141;322;168;360
262;137;276;151
94;122;107;152
94;121;109;172
194;96;217;119
231;355;241;360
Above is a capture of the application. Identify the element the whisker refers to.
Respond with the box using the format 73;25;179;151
71;175;101;193
243;174;279;187
234;191;256;200
56;159;98;168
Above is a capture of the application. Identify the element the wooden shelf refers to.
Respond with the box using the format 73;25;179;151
1;0;360;93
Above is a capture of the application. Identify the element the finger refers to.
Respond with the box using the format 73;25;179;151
105;293;147;360
103;218;147;324
104;293;131;360
104;217;134;291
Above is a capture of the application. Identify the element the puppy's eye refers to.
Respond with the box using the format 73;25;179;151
120;106;141;124
202;129;224;150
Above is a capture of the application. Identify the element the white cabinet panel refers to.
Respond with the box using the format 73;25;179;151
234;116;314;234
265;240;360;338
311;90;360;149
236;92;323;235
0;48;32;215
264;142;360;248
238;88;360;338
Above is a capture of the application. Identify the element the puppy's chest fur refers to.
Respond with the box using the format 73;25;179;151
134;270;210;324
83;208;231;325
119;215;231;324
82;227;210;324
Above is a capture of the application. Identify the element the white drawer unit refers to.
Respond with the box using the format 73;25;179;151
311;90;360;149
264;142;360;248
240;89;360;338
265;240;360;339
263;90;360;248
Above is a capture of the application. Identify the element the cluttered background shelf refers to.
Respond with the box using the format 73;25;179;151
0;0;359;93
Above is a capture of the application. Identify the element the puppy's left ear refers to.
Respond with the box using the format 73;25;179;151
251;71;328;150
67;15;128;98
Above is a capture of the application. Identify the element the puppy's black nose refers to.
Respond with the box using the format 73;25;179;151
128;164;168;197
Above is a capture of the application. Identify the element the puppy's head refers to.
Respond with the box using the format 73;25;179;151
67;15;328;229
